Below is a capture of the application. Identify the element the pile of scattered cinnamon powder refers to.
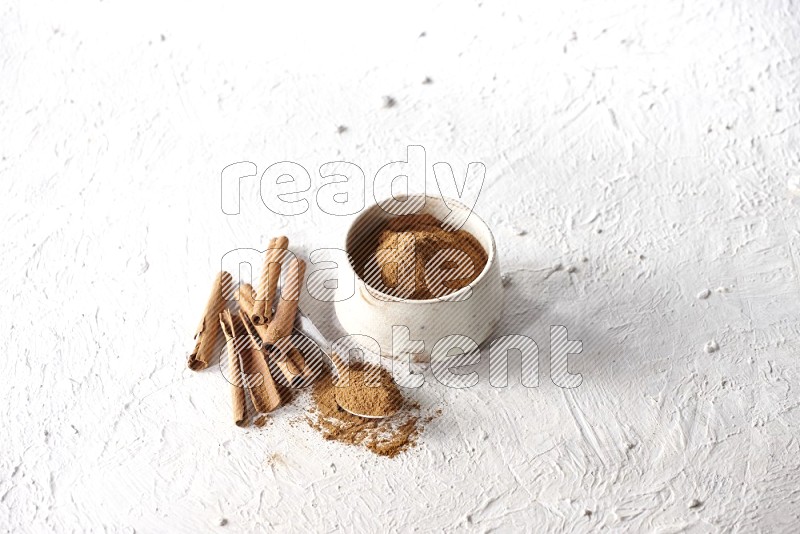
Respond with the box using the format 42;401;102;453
371;214;488;300
306;363;433;458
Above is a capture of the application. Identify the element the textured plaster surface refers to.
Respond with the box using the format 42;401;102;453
2;0;800;532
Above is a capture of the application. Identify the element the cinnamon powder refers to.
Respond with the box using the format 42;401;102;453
334;364;403;418
369;214;488;300
307;363;428;458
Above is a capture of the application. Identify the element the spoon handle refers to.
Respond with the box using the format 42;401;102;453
292;306;348;377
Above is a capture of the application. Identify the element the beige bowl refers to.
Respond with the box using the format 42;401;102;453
334;195;503;360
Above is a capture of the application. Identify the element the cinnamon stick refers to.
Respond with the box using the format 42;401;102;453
285;346;307;379
219;309;247;427
263;258;307;380
274;349;303;384
238;311;283;413
236;283;255;304
240;280;305;382
263;257;306;346
240;307;302;385
188;271;233;371
239;284;308;381
237;283;257;317
253;236;289;325
238;284;306;375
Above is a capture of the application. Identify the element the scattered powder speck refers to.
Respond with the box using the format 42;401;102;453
704;340;719;353
265;452;284;468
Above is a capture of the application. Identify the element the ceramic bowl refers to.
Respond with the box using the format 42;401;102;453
333;195;503;360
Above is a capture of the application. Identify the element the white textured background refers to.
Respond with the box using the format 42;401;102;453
3;0;800;532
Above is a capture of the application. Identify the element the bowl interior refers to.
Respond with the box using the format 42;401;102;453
345;195;495;302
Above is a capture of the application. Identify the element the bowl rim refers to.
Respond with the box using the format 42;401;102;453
344;194;497;304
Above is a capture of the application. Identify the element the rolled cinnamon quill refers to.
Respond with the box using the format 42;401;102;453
285;346;307;380
253;236;289;325
272;348;303;385
264;258;308;377
237;283;256;315
239;279;305;382
236;283;255;304
238;311;283;413
219;309;248;427
240;307;302;386
263;257;306;346
245;280;313;381
188;271;233;371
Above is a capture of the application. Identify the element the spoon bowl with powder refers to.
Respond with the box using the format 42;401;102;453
328;353;403;419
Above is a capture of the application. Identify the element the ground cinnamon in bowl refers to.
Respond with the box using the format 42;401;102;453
363;213;488;300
